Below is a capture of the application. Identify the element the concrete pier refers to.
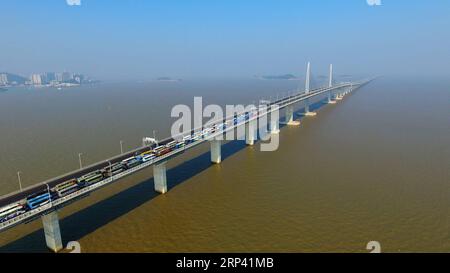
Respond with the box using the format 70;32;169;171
304;99;317;116
153;161;167;193
210;139;221;163
285;105;293;124
42;211;63;252
327;92;336;104
270;112;280;134
245;118;257;145
335;89;343;100
284;105;300;126
347;85;352;95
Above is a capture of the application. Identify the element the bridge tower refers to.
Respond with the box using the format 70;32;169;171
304;62;317;116
305;61;310;93
327;64;336;104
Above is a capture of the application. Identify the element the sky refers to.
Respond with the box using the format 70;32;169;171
0;0;449;80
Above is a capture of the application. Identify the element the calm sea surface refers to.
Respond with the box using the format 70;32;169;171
0;77;449;252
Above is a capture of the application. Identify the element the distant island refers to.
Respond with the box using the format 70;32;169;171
155;77;182;82
0;71;99;88
257;74;300;80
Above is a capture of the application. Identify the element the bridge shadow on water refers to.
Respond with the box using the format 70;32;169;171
0;98;332;252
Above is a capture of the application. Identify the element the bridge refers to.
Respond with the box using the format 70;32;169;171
0;63;373;252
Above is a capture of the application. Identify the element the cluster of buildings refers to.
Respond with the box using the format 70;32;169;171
0;72;97;87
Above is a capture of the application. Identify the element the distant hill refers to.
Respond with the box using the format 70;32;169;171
156;77;181;82
258;74;299;80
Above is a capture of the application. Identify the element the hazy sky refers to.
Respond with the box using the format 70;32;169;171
1;0;449;80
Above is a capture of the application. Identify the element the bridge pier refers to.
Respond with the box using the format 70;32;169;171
42;211;63;253
270;112;280;134
304;98;317;116
346;84;353;95
342;86;350;97
245;118;257;145
335;88;343;100
284;105;300;126
153;161;167;194
327;91;336;104
210;139;221;164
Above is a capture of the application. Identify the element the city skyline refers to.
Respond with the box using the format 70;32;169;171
0;71;95;87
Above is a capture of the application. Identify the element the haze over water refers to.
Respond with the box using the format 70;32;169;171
0;77;449;252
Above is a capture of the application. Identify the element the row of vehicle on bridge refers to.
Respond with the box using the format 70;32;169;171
0;112;255;224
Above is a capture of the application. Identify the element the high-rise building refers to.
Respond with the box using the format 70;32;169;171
45;72;56;83
62;72;73;82
55;73;63;82
0;74;8;85
30;74;42;85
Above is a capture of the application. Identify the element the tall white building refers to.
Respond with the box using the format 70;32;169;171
0;74;8;85
31;74;42;85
